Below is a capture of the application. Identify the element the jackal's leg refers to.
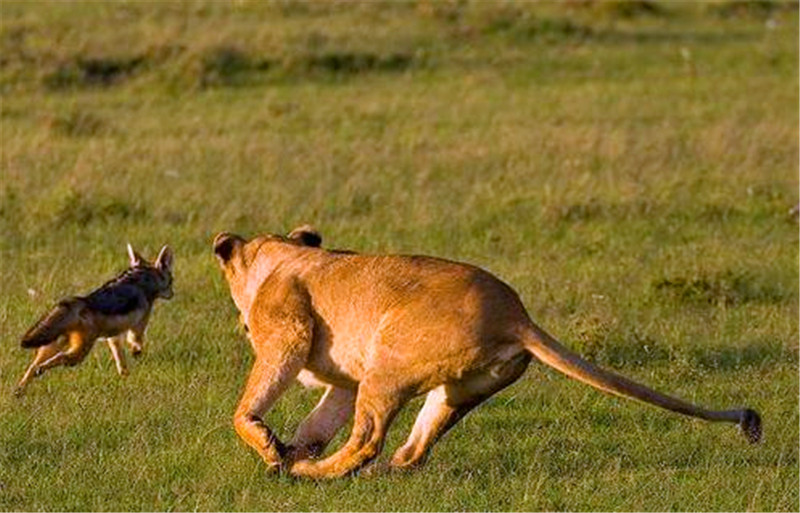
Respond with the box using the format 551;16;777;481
126;321;146;357
290;375;407;479
37;331;94;371
15;342;62;395
288;386;356;461
391;352;531;469
107;336;129;377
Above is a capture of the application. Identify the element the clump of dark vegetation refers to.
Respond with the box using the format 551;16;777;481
192;45;414;87
51;190;147;228
744;182;798;222
590;0;667;19
302;51;413;75
477;7;593;42
598;332;673;368
696;204;743;222
0;187;21;219
46;110;107;137
549;195;795;227
0;187;25;241
345;192;374;217
36;44;416;90
548;198;655;224
653;270;788;307
553;199;609;223
576;319;673;368
420;1;593;42
317;191;375;220
197;45;270;87
42;55;144;90
709;0;798;19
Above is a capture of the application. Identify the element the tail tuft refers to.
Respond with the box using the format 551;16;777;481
20;299;81;348
739;408;762;444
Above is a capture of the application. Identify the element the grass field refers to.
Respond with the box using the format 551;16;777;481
1;1;798;510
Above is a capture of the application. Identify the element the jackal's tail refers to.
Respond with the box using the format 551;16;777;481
523;325;762;444
20;298;84;348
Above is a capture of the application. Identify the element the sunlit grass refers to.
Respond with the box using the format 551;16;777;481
0;1;797;510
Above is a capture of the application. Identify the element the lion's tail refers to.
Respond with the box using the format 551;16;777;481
522;325;761;444
20;298;83;348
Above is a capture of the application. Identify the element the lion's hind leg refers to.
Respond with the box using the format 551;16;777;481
290;374;407;479
389;385;459;469
390;351;531;469
288;385;356;461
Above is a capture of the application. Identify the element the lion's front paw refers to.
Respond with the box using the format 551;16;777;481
258;443;286;474
289;458;335;480
263;459;283;474
288;458;315;477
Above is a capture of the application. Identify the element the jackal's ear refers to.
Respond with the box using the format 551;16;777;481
155;245;174;272
213;233;243;265
127;243;145;267
288;225;322;247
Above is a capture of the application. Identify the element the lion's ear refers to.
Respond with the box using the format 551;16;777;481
213;232;244;264
288;225;322;247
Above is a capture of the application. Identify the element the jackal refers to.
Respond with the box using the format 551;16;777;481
15;244;174;395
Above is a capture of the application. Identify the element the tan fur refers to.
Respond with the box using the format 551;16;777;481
214;227;761;480
15;245;174;395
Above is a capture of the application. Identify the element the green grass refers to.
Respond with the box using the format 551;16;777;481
1;1;797;510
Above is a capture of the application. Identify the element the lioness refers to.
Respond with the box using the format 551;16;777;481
213;226;761;480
